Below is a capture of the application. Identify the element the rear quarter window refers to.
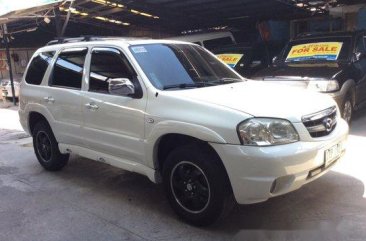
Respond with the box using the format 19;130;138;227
25;51;55;85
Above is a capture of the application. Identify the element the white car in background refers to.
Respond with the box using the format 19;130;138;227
19;37;348;226
167;31;236;50
1;77;21;98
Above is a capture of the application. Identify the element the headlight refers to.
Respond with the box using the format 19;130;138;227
307;80;339;92
237;118;299;146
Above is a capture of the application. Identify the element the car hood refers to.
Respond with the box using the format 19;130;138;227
253;62;347;80
168;81;336;123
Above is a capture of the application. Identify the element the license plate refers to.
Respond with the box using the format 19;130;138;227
325;143;342;167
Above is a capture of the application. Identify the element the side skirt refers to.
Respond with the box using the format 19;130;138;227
58;143;158;183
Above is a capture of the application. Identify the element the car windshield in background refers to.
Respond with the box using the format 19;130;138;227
284;37;352;63
129;44;242;90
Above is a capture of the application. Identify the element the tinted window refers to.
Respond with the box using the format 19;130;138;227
89;48;135;93
203;37;234;50
25;52;55;85
130;44;241;90
51;48;87;89
355;36;366;53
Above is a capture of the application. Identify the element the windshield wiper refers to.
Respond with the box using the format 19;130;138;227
163;82;207;90
211;78;243;84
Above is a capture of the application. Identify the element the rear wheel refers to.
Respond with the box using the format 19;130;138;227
341;95;353;124
32;121;69;171
162;144;234;226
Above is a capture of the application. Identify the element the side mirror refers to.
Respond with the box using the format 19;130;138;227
272;56;280;66
353;52;366;62
108;78;135;97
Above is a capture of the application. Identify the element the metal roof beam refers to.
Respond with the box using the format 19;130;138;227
80;6;126;19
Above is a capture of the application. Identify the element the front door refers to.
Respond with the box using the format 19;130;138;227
82;47;146;163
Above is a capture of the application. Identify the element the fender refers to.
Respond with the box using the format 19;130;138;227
144;120;227;169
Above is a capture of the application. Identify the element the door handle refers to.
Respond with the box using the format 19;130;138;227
85;102;99;110
43;96;55;103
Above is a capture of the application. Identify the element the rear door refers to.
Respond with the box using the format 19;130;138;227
45;47;87;146
81;47;146;163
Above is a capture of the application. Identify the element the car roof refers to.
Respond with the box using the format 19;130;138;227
293;30;365;41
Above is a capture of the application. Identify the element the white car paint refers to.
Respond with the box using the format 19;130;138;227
18;39;348;204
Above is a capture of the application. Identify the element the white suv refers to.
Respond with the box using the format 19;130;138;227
19;37;348;226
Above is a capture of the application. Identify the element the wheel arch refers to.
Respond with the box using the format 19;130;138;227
28;112;50;136
152;133;230;186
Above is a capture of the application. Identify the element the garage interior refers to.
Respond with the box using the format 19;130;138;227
1;0;366;240
1;0;366;91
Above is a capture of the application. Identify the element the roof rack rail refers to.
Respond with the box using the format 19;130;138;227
46;36;147;46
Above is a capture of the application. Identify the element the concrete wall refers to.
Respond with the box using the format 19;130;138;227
330;4;366;31
357;7;366;30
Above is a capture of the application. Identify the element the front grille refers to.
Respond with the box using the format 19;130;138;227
302;106;337;138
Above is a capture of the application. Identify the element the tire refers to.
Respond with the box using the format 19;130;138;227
341;95;353;124
162;144;234;226
32;121;69;171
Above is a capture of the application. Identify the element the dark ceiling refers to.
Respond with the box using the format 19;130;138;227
1;0;365;47
69;0;312;32
63;0;366;32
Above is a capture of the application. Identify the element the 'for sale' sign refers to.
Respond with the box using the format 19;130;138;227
216;54;243;68
286;42;343;62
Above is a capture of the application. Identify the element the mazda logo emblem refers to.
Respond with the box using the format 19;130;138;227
323;118;333;132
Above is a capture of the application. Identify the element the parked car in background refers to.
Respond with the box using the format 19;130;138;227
212;43;280;78
168;31;236;51
253;30;366;123
19;37;348;226
1;77;21;98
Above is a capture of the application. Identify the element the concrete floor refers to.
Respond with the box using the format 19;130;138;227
0;106;366;241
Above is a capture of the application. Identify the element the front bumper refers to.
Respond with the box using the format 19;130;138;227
210;118;349;205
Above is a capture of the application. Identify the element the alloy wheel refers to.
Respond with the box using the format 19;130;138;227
170;161;210;214
343;100;352;123
35;131;52;162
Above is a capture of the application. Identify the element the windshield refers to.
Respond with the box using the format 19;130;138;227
283;37;352;63
129;44;243;90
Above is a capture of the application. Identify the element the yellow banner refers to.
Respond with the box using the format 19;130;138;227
286;42;343;61
216;54;243;68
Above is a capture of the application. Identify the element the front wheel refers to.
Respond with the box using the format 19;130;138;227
341;95;353;124
162;144;233;226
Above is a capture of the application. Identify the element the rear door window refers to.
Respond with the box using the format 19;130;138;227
25;51;55;85
50;48;87;89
